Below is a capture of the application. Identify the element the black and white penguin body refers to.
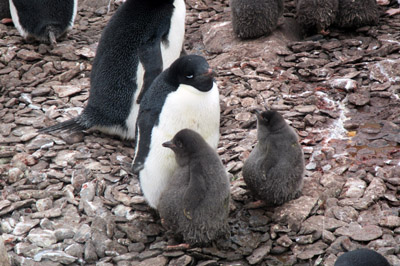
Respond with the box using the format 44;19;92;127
335;249;390;266
9;0;78;45
335;0;380;29
295;0;339;35
230;0;284;39
158;129;230;245
40;0;186;139
133;55;221;209
242;109;304;206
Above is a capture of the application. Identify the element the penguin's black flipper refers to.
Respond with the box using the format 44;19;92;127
136;40;163;104
38;117;85;133
132;105;161;171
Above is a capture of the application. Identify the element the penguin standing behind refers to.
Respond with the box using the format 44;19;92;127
0;0;11;22
295;0;339;35
335;249;390;266
40;0;186;139
242;109;304;206
158;129;230;245
334;0;380;29
132;55;220;209
9;0;78;45
230;0;284;39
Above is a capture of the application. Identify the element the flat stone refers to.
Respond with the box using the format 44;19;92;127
341;178;367;198
246;242;272;265
136;255;168;266
33;250;77;264
52;85;82;98
27;229;57;248
379;216;400;228
302;216;347;232
335;222;383;241
168;255;193;266
273;196;319;232
17;49;42;61
348;92;370;106
293;241;328;260
363;178;386;201
13;219;40;236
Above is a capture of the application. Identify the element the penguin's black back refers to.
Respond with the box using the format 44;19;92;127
11;0;75;37
80;0;175;128
335;249;390;266
334;0;380;29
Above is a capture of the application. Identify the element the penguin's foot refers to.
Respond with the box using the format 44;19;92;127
319;29;330;36
386;8;400;16
1;18;12;24
245;200;266;209
164;243;190;251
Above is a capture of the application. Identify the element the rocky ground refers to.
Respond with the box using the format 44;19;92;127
1;0;400;265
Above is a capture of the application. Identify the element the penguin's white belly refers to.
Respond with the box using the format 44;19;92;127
161;0;186;69
140;83;220;208
9;0;29;38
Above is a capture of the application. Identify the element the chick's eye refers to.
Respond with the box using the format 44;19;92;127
176;140;183;148
186;74;194;79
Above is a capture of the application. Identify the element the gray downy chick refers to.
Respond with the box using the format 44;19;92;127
230;0;284;39
335;0;380;28
335;248;390;266
242;109;304;206
158;129;230;245
295;0;339;35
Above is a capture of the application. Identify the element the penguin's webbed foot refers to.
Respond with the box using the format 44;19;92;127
245;200;267;209
1;18;13;24
164;243;190;251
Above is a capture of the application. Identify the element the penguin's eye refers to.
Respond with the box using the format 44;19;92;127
186;74;194;79
176;140;183;148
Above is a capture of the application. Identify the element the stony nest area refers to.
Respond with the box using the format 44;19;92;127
1;0;400;265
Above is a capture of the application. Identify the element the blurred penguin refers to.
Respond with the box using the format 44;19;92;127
335;0;380;28
296;0;339;35
230;0;284;39
335;249;390;266
9;0;78;46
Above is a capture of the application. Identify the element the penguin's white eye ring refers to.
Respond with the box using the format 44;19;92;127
186;74;194;79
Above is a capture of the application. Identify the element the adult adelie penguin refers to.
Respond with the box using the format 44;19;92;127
230;0;284;39
295;0;339;35
9;0;78;45
158;129;230;245
242;109;304;206
335;249;390;266
335;0;380;29
132;55;221;209
40;0;186;139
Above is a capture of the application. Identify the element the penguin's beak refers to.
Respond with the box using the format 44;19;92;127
251;109;263;119
203;68;216;77
162;140;176;149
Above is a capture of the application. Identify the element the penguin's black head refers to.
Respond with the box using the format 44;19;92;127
162;128;207;166
253;109;287;133
167;55;215;92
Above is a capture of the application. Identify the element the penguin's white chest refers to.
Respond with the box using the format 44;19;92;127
161;0;186;68
139;83;220;209
9;0;28;38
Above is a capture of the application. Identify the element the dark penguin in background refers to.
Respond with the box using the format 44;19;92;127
295;0;339;35
9;0;78;45
335;249;390;266
0;0;11;22
158;129;230;245
132;55;220;209
230;0;284;39
40;0;186;139
242;109;304;206
335;0;380;29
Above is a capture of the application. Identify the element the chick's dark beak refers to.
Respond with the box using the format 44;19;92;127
162;140;176;149
251;108;263;119
204;68;216;77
